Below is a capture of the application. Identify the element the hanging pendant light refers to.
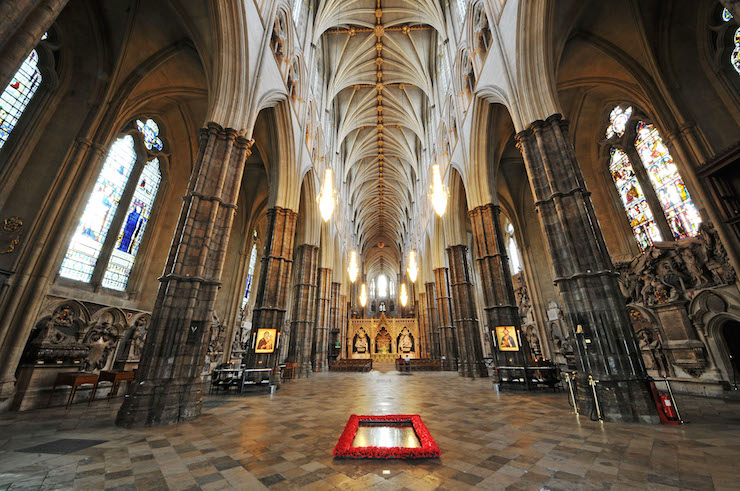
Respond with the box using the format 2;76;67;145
407;250;418;283
400;283;408;307
359;283;368;307
430;164;448;217
348;250;359;283
318;168;336;222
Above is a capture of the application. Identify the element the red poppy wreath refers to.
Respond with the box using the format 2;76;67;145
333;414;441;459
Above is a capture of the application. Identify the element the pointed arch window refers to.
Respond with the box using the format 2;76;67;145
0;48;42;150
605;105;701;250
377;274;388;298
241;241;259;309
59;119;165;290
503;218;522;275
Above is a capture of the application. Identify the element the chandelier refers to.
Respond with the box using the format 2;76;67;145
347;250;359;283
359;283;368;307
407;250;418;283
430;164;448;217
318;168;336;222
400;283;408;307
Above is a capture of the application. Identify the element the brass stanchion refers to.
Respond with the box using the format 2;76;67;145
565;372;578;415
588;375;603;421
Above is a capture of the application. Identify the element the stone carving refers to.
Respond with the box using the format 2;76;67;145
127;315;149;361
82;315;119;372
628;308;672;377
473;4;491;54
270;12;287;60
616;223;736;306
208;313;227;357
464;55;475;94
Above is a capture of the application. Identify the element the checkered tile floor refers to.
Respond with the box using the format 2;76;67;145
1;370;739;489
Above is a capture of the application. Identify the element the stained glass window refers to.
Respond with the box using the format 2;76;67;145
102;158;162;290
136;119;163;151
732;27;740;74
59;136;137;282
635;122;701;239
377;274;388;297
0;49;41;150
61;118;165;288
609;147;661;249
605;106;633;139
241;243;258;309
721;7;740;74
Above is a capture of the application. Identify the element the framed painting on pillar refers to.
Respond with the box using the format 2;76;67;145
494;326;519;352
254;328;278;353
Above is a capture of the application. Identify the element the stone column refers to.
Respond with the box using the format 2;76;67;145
339;293;347;358
516;114;658;423
0;0;68;89
242;207;298;371
286;245;319;377
312;267;331;371
329;282;340;357
116;124;253;427
425;282;440;359
434;267;458;370
417;293;428;357
469;204;529;367
447;245;488;378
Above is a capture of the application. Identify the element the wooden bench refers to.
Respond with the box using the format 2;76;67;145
395;359;442;371
328;359;373;372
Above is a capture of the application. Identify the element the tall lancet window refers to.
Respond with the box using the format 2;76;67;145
60;119;165;290
242;238;259;309
503;218;522;275
604;105;701;250
0;47;42;149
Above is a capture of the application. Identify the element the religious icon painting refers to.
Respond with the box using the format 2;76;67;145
495;326;519;352
254;328;277;353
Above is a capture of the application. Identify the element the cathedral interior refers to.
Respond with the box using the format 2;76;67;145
0;0;739;489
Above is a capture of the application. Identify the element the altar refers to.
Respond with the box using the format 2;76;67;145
347;313;419;362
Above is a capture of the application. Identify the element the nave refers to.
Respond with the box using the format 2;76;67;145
0;371;738;489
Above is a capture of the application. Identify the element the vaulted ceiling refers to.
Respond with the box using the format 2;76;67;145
315;0;444;278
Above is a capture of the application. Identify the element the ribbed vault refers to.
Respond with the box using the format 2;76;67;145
316;0;443;278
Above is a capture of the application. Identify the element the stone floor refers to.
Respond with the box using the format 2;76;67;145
1;370;739;490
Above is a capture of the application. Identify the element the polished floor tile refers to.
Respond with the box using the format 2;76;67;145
0;369;739;490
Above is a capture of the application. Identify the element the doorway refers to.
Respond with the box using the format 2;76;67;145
722;321;740;386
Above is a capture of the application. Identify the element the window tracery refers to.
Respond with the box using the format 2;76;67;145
721;8;740;74
604;105;701;250
59;119;165;290
0;49;42;150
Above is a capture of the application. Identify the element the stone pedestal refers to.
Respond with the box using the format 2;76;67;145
434;267;458;370
243;207;298;373
654;303;707;374
516;114;658;423
469;203;529;367
312;268;331;371
425;282;440;359
286;245;319;378
447;245;488;378
116;124;253;427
